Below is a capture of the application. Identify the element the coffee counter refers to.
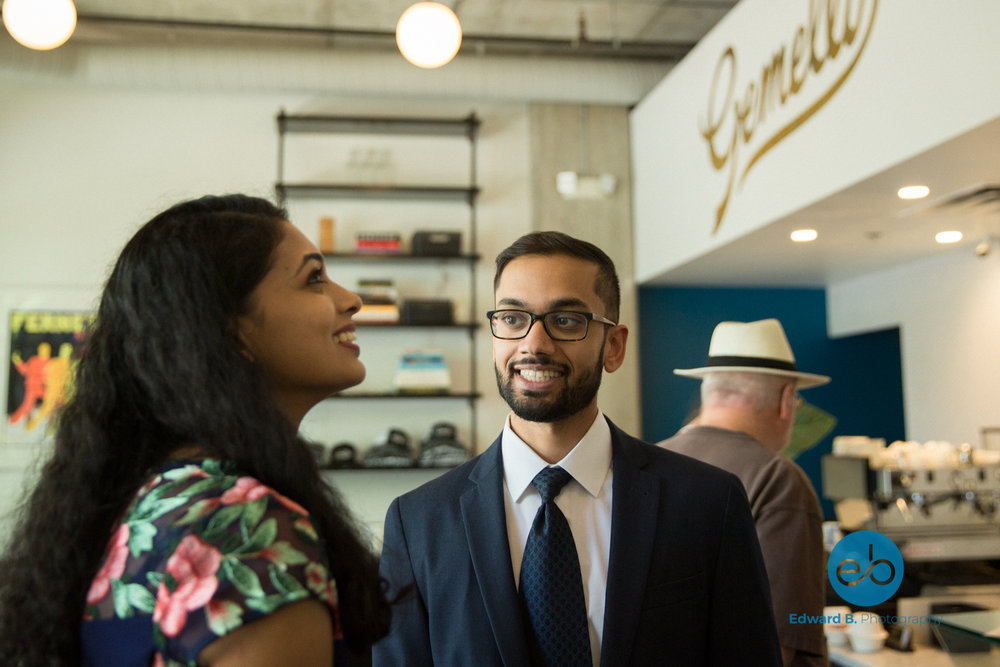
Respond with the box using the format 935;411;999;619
829;644;953;667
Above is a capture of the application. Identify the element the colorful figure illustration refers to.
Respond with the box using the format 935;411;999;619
27;342;76;431
9;342;51;426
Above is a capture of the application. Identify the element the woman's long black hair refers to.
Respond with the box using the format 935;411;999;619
0;194;390;665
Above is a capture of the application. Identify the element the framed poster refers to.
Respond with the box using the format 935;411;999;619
0;287;98;449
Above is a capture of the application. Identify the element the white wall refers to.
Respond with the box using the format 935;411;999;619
827;246;1000;446
0;37;658;538
0;86;527;536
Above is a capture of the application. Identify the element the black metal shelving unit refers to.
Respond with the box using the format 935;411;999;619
276;111;481;451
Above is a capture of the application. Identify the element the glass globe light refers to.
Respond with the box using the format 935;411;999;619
2;0;77;50
395;2;462;69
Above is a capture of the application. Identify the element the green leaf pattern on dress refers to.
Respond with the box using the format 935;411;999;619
83;459;339;667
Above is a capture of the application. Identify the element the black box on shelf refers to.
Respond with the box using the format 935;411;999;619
412;231;461;256
400;299;454;325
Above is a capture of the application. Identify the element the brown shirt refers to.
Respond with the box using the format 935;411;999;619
659;425;828;667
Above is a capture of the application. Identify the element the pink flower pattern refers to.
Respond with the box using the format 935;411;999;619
80;459;342;664
221;476;308;515
153;535;221;637
86;523;130;604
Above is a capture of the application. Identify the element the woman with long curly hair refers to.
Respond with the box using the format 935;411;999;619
0;194;391;666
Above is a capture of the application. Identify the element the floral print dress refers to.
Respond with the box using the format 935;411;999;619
81;459;345;666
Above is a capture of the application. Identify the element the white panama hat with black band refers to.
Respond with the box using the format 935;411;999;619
674;318;831;389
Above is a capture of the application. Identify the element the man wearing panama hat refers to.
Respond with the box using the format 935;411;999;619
659;318;829;667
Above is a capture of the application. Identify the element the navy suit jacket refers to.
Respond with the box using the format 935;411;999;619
373;418;781;666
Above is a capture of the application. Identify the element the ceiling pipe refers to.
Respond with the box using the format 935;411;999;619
73;12;695;62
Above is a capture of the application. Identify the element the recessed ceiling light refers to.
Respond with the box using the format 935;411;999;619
790;229;818;242
935;230;963;244
898;185;930;200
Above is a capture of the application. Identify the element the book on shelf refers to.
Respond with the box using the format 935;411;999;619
355;232;401;254
355;304;400;323
394;349;451;394
356;278;400;323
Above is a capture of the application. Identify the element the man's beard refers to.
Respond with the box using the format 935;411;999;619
495;353;604;423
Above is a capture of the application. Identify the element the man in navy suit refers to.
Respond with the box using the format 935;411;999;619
373;231;781;666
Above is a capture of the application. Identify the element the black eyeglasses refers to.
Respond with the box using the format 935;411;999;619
486;309;617;341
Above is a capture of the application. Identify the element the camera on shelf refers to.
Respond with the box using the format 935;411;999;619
362;428;415;468
327;442;359;469
418;422;469;468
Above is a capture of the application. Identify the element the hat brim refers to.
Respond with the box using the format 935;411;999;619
674;366;830;389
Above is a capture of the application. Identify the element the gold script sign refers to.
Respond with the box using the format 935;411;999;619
700;0;878;234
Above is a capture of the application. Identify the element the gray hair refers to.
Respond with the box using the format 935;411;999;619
701;371;792;412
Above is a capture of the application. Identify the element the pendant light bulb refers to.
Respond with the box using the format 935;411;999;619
2;0;77;50
395;2;462;69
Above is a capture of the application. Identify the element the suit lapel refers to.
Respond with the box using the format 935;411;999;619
460;437;531;666
600;423;659;667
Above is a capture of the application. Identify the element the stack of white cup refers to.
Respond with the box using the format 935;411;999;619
823;606;851;647
846;612;888;652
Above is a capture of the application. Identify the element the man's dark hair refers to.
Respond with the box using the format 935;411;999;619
494;231;621;320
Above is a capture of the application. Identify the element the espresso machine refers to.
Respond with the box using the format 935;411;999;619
822;438;1000;562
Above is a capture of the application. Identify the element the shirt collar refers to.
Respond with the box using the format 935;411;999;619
501;411;612;501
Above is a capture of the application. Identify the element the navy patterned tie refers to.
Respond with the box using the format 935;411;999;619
519;466;591;666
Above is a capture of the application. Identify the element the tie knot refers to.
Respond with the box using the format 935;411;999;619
531;466;573;504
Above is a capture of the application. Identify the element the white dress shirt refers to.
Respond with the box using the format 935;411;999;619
501;412;613;667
